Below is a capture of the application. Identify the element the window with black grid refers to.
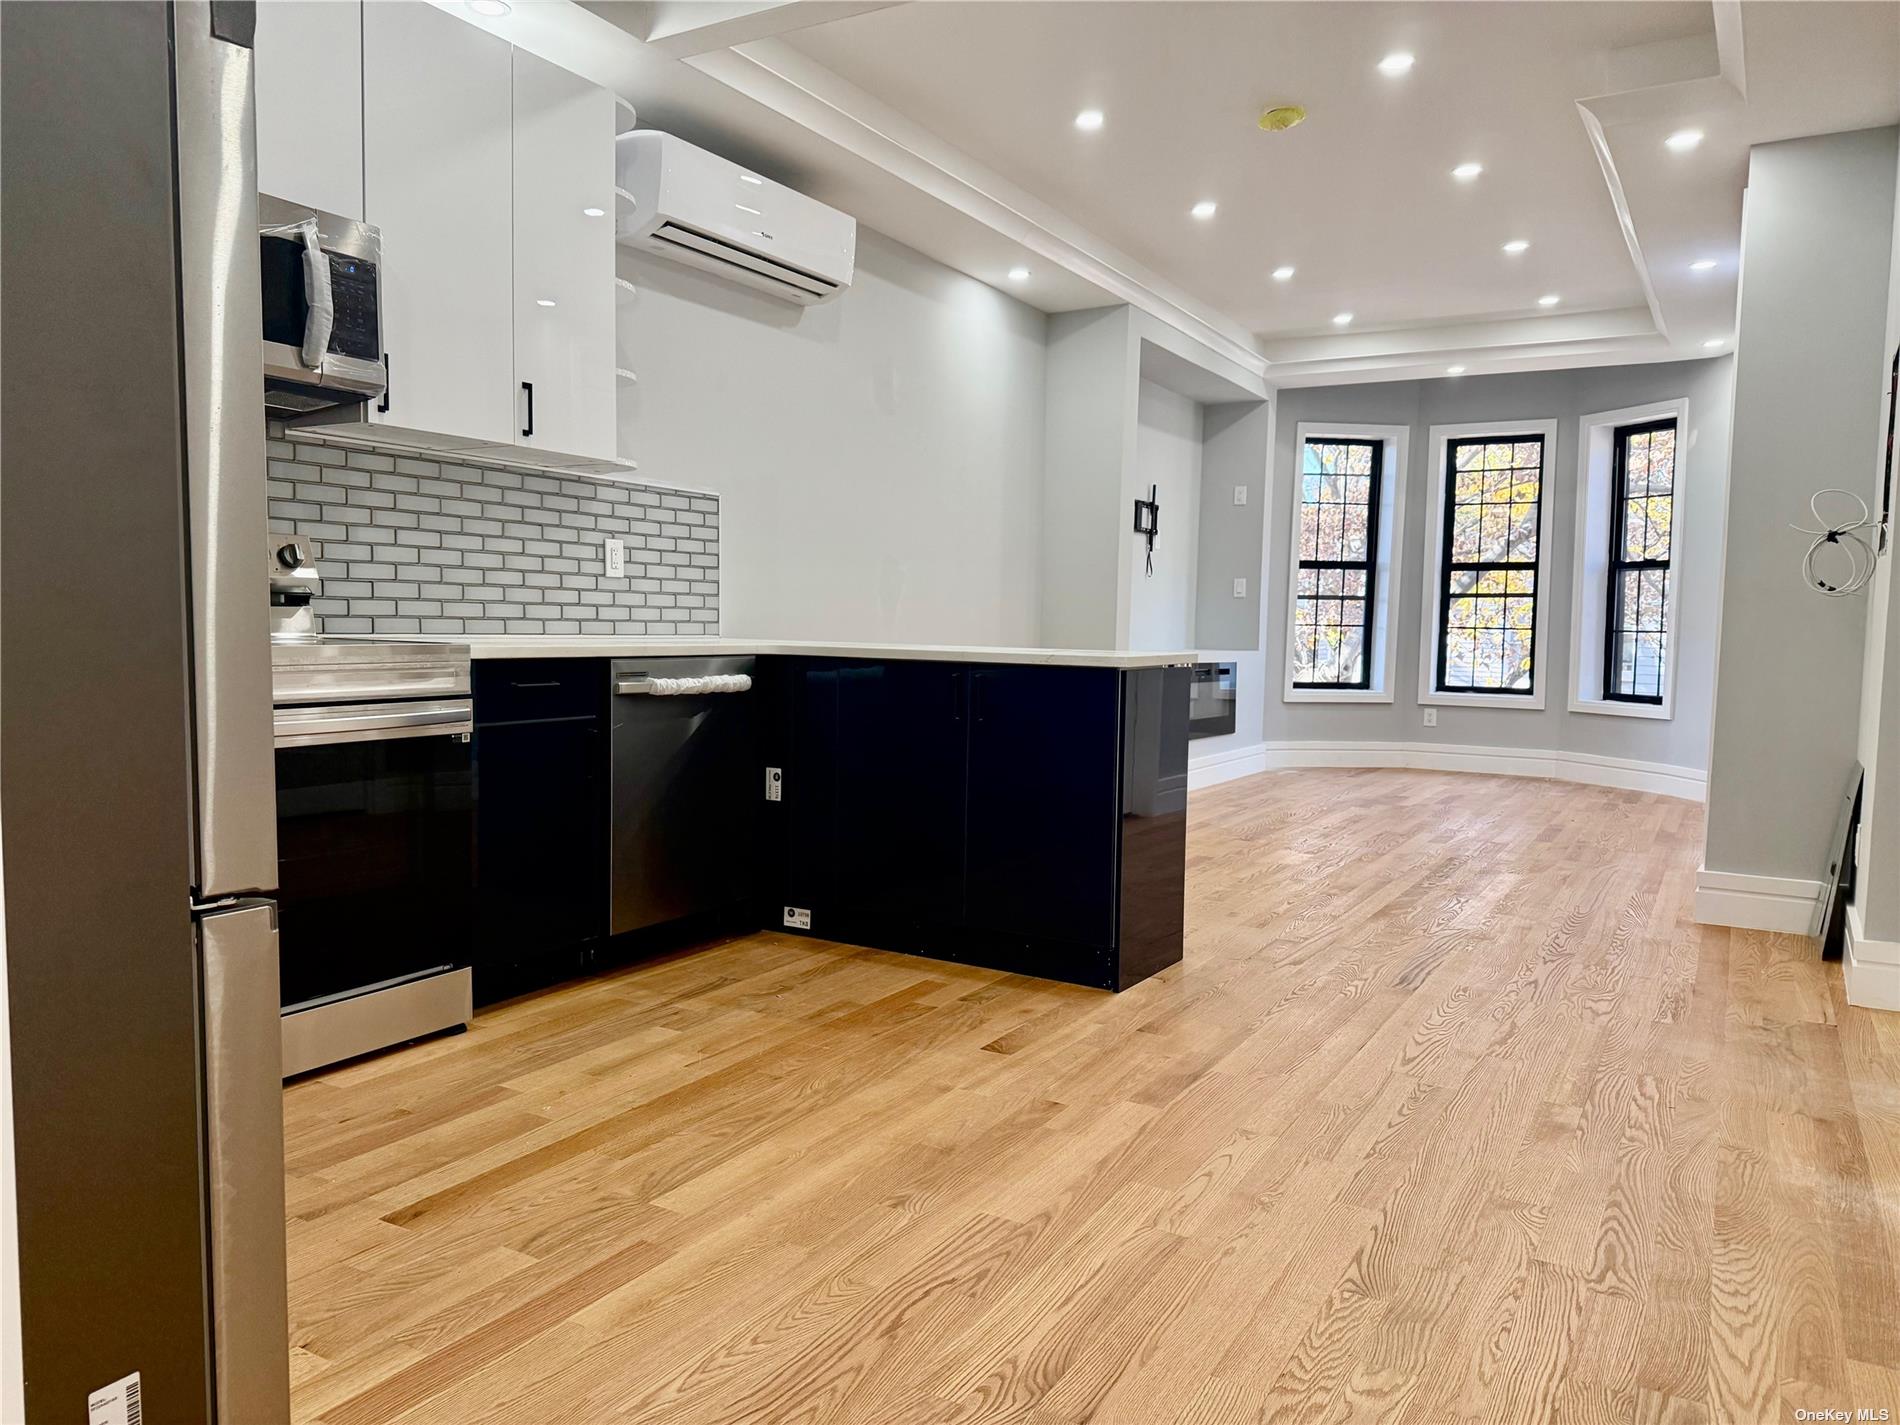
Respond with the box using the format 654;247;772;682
1293;438;1382;689
1436;435;1544;694
1604;418;1676;703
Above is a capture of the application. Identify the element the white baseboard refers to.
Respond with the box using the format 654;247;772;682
1187;742;1271;790
1693;867;1825;935
1845;901;1900;1011
1188;738;1705;802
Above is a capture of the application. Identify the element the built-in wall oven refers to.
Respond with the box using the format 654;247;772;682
1188;661;1238;740
272;640;474;1076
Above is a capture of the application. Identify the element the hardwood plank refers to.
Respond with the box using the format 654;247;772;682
281;769;1899;1425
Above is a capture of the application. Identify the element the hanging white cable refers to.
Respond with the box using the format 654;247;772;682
1791;489;1885;597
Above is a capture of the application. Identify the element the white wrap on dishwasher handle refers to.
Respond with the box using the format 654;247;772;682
261;216;333;372
634;673;753;696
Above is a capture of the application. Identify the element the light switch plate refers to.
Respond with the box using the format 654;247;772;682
604;538;626;578
1423;708;1438;727
1233;577;1247;598
1233;485;1248;506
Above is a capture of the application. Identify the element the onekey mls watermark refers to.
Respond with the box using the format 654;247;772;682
1793;1410;1892;1423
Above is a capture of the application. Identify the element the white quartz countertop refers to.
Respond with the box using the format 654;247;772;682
344;635;1198;670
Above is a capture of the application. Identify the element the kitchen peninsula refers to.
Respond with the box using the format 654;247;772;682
430;637;1195;1001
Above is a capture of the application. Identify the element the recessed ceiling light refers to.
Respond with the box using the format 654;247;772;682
1452;162;1483;180
1190;200;1219;220
582;206;605;218
1271;265;1296;281
1703;337;1726;349
1074;109;1105;132
536;298;556;307
1537;294;1561;307
1690;258;1718;271
1378;52;1415;76
466;0;511;15
1665;129;1704;153
1008;266;1030;282
1332;312;1354;326
1501;239;1530;255
1447;365;1467;375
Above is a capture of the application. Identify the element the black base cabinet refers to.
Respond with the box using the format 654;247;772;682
471;660;608;1004
470;654;1190;1002
759;658;1190;991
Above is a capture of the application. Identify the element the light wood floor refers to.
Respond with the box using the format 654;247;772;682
284;768;1900;1425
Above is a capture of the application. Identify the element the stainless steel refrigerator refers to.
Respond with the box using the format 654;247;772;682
2;3;291;1421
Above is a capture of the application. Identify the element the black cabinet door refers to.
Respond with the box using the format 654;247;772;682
963;665;1121;948
473;669;606;1000
778;661;837;919
783;660;966;939
835;661;968;933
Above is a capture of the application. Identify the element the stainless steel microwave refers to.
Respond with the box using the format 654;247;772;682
259;194;385;415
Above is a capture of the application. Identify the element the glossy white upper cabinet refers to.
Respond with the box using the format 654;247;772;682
362;0;514;446
511;49;617;461
254;1;363;218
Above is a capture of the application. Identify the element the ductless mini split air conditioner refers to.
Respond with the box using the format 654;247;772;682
616;130;857;304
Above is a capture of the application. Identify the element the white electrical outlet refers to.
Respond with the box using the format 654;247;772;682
765;766;783;802
1233;485;1248;506
603;538;626;578
1232;577;1247;598
783;906;812;930
1423;708;1438;727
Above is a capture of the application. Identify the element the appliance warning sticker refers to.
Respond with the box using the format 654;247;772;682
88;1372;142;1425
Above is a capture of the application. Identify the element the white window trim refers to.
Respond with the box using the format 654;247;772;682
1568;397;1688;721
1417;417;1560;711
1282;422;1410;704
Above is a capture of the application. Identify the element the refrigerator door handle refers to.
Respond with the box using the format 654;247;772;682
174;0;279;899
198;899;291;1424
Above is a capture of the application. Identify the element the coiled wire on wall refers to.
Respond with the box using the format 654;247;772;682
1792;489;1887;597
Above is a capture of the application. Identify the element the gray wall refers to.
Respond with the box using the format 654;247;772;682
265;425;719;636
1853;131;1900;941
1266;357;1734;773
1705;126;1898;883
1041;307;1271;652
1128;379;1203;649
1042;306;1134;648
618;226;1048;646
1195;401;1273;650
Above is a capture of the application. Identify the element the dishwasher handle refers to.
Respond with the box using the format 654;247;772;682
615;673;753;697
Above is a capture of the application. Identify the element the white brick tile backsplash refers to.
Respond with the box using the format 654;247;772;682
265;421;719;637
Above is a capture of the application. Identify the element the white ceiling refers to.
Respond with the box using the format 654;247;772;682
469;0;1900;386
788;2;1700;336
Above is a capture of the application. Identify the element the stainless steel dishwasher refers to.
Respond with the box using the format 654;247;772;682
609;655;758;935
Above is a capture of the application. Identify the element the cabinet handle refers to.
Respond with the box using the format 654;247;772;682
521;380;535;438
377;351;390;413
949;671;962;722
971;670;987;722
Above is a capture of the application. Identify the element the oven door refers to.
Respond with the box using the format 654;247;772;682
273;700;474;1012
